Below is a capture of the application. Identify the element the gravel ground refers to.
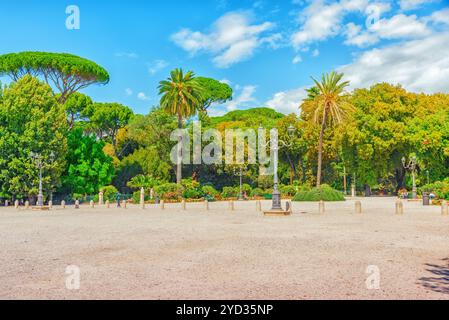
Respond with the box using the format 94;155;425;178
0;197;448;300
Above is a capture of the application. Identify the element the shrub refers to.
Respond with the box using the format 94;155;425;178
221;186;238;199
419;181;449;200
154;183;184;200
202;185;219;198
250;188;265;197
100;185;119;201
293;184;345;202
181;178;202;199
183;188;203;199
280;184;297;196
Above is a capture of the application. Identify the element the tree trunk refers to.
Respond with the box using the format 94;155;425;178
176;114;183;184
316;108;327;187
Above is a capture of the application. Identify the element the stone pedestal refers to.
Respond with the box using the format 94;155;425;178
355;201;362;214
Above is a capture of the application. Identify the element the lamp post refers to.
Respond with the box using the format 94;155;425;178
233;166;246;201
402;155;417;199
259;125;295;212
30;151;55;207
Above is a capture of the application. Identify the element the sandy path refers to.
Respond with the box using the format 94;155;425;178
0;198;448;300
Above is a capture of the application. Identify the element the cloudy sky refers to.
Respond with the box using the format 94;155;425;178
0;0;448;115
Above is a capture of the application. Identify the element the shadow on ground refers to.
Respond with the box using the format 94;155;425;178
419;258;449;295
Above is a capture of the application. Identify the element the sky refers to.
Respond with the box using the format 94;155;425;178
0;0;448;116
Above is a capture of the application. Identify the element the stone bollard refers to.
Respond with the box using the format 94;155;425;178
351;184;356;198
99;191;104;206
75;200;80;209
355;201;362;214
61;200;66;209
105;200;110;208
90;200;94;208
4;200;9;207
395;200;404;215
256;200;262;212
442;201;448;216
319;200;325;214
140;188;145;209
122;200;127;208
160;200;165;210
14;200;19;209
229;200;235;211
25;201;30;209
205;200;209;211
48;201;53;210
181;199;186;210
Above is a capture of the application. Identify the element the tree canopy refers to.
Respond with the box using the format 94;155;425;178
0;52;109;103
196;77;233;112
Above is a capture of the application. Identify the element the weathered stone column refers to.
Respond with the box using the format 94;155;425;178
140;187;145;209
319;200;325;214
355;201;362;214
395;200;404;215
99;191;104;205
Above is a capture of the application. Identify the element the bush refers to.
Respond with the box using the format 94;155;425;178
293;184;345;202
154;183;184;200
250;188;265;197
419;181;449;200
100;185;119;201
181;178;202;199
202;185;219;198
183;188;203;199
280;184;297;196
221;186;238;199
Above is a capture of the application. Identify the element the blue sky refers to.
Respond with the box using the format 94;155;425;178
0;0;448;115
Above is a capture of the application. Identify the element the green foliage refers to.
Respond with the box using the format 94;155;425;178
280;184;297;196
100;185;119;201
85;102;134;146
127;175;159;190
418;180;449;200
250;188;265;197
154;183;184;200
202;185;219;198
61;92;92;129
181;178;202;199
293;184;345;202
61;128;115;195
241;183;252;194
0;75;67;198
221;186;238;199
0;52;109;102
196;77;232;112
132;190;151;203
208;107;284;129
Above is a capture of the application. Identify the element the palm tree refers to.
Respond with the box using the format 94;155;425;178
158;68;203;184
310;71;352;187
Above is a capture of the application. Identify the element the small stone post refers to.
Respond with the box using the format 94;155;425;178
355;201;362;214
351;184;356;197
160;200;165;210
140;187;145;209
395;200;404;215
256;200;262;212
14;200;19;209
25;201;30;209
122;200;127;208
99;191;104;205
319;200;325;214
105;200;110;208
205;200;209;211
181;199;186;210
75;200;80;209
61;200;66;209
442;200;448;216
4;200;9;207
90;200;94;208
229;200;234;211
48;201;53;210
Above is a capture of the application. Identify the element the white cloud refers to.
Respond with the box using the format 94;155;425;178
137;92;150;101
224;85;257;111
291;0;368;49
292;55;302;64
115;52;139;59
399;0;438;11
220;79;232;85
339;32;449;93
312;49;320;57
171;12;277;67
125;88;133;96
430;8;449;25
147;59;169;75
265;86;308;114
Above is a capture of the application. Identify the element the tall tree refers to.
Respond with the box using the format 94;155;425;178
196;77;232;113
0;52;109;103
158;68;204;184
310;71;352;187
61;92;93;130
0;75;67;199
